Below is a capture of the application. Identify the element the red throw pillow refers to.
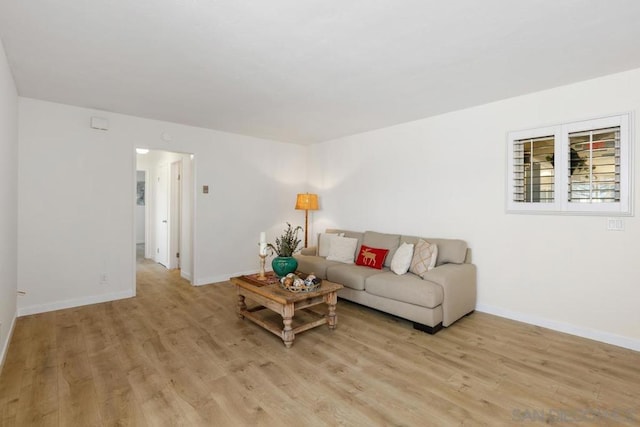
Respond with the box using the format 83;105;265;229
355;245;389;269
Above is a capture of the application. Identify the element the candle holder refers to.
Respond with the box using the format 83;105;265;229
257;253;267;280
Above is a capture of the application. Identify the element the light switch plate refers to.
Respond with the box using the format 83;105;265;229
607;218;624;231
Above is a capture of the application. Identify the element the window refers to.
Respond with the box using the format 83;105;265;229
513;135;555;203
568;127;619;204
507;113;632;215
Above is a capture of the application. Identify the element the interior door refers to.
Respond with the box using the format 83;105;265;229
155;163;169;267
169;160;182;269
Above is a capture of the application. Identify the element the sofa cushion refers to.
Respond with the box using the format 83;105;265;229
365;272;444;309
401;235;467;266
363;231;401;268
326;264;386;291
293;255;342;280
355;245;389;269
409;239;438;277
390;242;414;275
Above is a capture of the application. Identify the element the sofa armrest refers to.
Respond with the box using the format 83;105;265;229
421;263;477;327
300;246;317;256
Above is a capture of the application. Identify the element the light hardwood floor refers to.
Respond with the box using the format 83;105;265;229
1;259;639;426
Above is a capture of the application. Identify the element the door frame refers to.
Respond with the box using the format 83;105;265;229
133;149;197;293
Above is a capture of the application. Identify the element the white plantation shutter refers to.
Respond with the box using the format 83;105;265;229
507;113;631;215
568;127;620;204
513;135;555;203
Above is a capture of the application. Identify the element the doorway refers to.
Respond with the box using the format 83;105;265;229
135;149;194;287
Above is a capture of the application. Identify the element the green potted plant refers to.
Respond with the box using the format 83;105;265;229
267;222;303;277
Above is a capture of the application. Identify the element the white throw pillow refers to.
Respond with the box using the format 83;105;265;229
409;239;438;277
326;236;358;264
390;242;414;275
318;232;343;257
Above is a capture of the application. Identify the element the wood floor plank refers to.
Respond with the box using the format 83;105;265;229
1;258;640;426
12;312;60;426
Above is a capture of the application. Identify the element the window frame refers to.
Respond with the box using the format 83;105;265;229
506;112;633;215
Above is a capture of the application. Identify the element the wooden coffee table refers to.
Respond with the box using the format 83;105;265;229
230;273;343;348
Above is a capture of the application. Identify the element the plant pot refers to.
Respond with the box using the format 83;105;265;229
272;256;298;277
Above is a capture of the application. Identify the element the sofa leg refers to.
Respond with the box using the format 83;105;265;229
413;322;443;335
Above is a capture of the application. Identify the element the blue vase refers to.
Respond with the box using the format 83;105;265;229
272;257;298;277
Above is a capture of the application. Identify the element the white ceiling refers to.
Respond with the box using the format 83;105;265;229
1;1;640;144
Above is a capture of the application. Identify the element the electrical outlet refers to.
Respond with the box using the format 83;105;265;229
99;273;108;285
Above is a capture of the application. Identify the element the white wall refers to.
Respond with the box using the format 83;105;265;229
0;39;18;367
14;63;638;351
17;98;307;315
309;68;640;350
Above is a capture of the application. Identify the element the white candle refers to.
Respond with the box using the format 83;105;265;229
259;232;267;255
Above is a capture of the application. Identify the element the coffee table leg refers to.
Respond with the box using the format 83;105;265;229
282;303;295;348
237;293;246;319
326;291;338;330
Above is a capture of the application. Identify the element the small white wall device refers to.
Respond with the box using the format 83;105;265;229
90;116;109;130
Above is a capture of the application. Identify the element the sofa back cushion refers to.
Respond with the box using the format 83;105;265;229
325;229;468;266
401;235;468;266
362;231;401;268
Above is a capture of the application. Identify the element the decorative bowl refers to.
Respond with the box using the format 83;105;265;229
279;273;322;293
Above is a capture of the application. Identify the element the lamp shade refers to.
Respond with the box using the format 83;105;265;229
295;193;319;210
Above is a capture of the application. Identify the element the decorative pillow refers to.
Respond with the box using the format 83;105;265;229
318;232;343;257
390;242;414;275
355;245;389;270
409;239;438;277
326;236;358;264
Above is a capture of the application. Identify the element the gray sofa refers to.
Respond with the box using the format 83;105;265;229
294;229;476;334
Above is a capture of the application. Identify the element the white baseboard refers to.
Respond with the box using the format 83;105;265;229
193;269;260;286
17;289;136;317
476;303;640;352
181;270;192;282
0;312;17;372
